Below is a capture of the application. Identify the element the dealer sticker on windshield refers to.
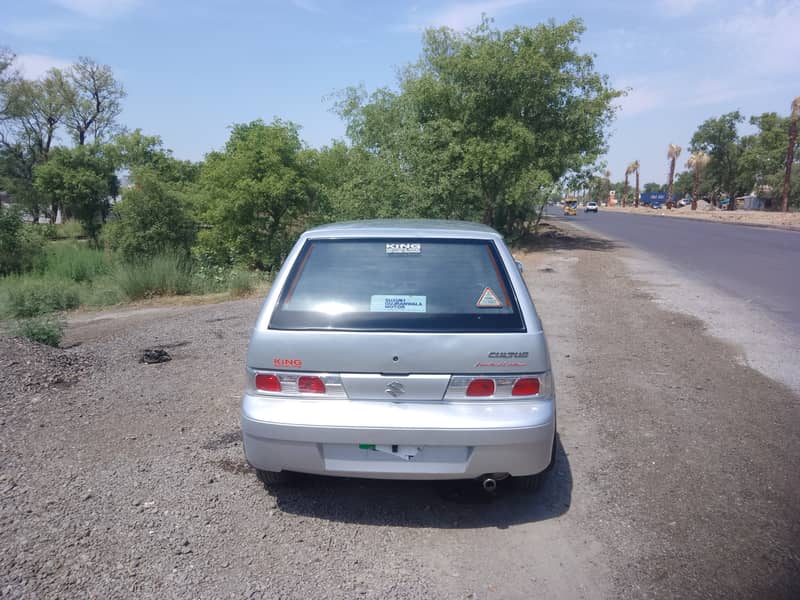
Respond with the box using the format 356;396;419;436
386;243;421;254
370;295;427;312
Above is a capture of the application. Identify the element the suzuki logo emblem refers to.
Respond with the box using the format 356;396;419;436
385;381;405;398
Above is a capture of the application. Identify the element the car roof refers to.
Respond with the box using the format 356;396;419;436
302;219;502;240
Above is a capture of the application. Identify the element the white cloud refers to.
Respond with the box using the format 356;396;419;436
615;86;663;116
12;53;72;79
401;0;532;32
656;0;715;17
711;1;800;74
613;73;781;117
2;0;139;40
51;0;141;19
1;17;79;40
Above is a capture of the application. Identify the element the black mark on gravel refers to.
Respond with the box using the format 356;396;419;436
216;458;251;475
140;349;172;364
203;430;242;450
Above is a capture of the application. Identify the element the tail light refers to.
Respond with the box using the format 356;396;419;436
512;377;540;396
248;369;347;398
466;379;495;397
298;376;326;394
445;372;552;400
255;373;281;392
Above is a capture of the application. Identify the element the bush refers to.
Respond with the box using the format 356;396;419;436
3;277;82;317
105;170;196;262
227;270;256;297
13;316;64;347
114;252;195;300
0;209;45;276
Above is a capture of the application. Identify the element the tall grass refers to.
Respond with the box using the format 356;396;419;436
226;270;256;297
42;220;85;240
114;252;195;300
3;276;82;318
35;243;112;282
0;245;264;319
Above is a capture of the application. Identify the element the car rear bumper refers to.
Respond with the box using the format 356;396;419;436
241;394;555;479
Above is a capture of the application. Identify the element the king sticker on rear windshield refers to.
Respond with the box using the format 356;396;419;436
476;287;503;308
386;243;421;254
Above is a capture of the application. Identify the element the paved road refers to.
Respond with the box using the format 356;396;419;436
548;208;800;333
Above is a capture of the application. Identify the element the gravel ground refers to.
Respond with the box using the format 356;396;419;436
1;224;798;599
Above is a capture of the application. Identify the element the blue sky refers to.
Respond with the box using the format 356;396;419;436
4;0;799;185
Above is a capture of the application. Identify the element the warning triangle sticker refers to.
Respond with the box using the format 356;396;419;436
476;287;503;308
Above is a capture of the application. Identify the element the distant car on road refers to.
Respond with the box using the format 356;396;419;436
651;200;663;209
585;201;598;213
564;202;577;216
241;219;557;492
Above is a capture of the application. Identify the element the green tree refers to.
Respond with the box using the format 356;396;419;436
643;182;664;193
111;129;200;184
690;111;744;208
315;141;416;221
59;57;125;145
672;170;693;200
0;206;44;275
781;97;800;211
336;17;620;238
197;120;320;270
33;145;117;243
106;169;196;261
738;112;791;199
0;47;16;115
686;151;711;210
0;69;67;222
3;73;66;160
0;144;40;218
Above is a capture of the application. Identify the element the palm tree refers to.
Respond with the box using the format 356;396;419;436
623;164;634;208
631;160;640;207
782;96;800;212
666;144;682;209
686;151;710;211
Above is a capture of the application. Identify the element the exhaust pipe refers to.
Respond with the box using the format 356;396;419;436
482;477;497;492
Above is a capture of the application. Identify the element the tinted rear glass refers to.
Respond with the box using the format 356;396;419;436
269;238;525;332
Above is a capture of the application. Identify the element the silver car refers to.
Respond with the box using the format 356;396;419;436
241;220;556;491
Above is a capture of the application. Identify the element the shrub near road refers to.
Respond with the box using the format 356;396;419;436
0;237;265;345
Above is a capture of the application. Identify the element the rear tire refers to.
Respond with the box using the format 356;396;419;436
255;469;292;486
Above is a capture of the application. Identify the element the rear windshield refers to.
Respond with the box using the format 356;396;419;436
269;238;525;332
